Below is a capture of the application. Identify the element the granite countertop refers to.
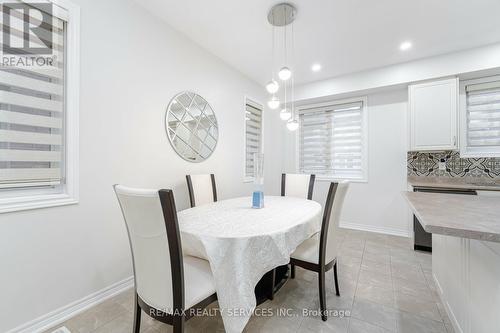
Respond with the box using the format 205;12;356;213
408;176;500;191
404;191;500;243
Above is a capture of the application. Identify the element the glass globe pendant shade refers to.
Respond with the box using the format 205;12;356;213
286;118;299;131
267;96;280;109
280;108;291;120
278;67;292;81
265;80;279;94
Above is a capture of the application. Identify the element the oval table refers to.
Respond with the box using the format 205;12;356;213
177;196;322;333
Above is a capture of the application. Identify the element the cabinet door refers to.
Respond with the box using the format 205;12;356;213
469;240;500;333
409;78;458;151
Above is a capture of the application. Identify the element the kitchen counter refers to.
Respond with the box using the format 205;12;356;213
404;191;500;333
408;176;500;191
404;191;500;242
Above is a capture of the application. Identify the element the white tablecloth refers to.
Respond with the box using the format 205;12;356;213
177;196;322;333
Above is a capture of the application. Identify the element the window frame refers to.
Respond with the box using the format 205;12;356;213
459;75;500;158
295;96;369;183
0;0;80;213
243;96;264;183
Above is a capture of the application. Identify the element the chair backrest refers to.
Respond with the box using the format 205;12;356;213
186;174;217;207
319;182;349;264
281;173;315;200
114;185;184;312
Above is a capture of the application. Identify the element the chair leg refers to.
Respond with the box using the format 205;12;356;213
319;268;327;321
173;316;184;333
133;294;141;333
290;264;296;279
333;261;340;297
269;268;276;300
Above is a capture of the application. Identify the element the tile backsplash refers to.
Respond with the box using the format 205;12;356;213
407;151;500;179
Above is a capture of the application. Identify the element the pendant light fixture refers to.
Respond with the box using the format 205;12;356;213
266;80;279;94
267;3;297;131
267;95;280;109
278;67;292;81
286;18;298;131
280;73;291;120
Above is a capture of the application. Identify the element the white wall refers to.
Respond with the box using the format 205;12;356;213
0;0;281;331
283;89;409;236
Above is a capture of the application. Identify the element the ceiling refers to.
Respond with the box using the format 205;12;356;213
136;0;500;86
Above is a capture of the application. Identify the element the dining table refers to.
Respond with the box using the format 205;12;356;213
177;195;322;333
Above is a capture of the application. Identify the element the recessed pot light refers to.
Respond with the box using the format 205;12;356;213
311;63;322;72
400;41;412;51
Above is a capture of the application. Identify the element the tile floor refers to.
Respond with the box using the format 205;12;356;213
45;228;454;333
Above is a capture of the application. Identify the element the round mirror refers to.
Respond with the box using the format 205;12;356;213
165;92;219;162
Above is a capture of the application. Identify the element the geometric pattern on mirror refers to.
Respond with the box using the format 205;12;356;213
166;92;219;162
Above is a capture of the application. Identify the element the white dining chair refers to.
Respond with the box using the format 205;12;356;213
113;185;217;333
281;173;315;200
186;174;217;207
290;181;349;321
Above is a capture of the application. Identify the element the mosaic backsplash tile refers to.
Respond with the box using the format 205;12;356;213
407;151;500;179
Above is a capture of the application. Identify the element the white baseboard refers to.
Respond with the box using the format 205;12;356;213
7;276;134;333
432;273;463;333
340;221;410;238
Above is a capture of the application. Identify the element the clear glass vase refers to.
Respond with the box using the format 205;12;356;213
252;153;264;208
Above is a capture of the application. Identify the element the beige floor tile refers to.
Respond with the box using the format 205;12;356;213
363;252;391;265
393;277;435;301
65;300;129;333
357;270;393;291
361;258;391;276
111;287;135;312
355;283;395;307
348;318;393;333
395;311;447;333
299;314;350;333
391;265;425;282
339;247;364;259
42;321;80;333
351;299;397;332
394;293;442;322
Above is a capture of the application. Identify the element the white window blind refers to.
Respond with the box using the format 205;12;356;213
465;80;500;154
0;5;66;189
299;100;367;180
245;100;263;179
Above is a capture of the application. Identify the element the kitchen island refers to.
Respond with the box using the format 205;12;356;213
404;192;500;333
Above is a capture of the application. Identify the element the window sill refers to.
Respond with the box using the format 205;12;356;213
459;151;500;158
0;194;78;214
315;176;368;183
243;177;255;183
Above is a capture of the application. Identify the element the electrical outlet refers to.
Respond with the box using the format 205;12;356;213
438;162;446;170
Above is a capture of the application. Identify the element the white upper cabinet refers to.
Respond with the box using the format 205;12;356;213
409;78;459;151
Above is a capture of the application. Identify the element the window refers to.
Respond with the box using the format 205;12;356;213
460;76;500;157
244;98;263;181
0;0;79;213
298;97;368;181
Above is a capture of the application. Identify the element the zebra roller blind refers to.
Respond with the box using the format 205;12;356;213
245;100;263;179
465;80;500;151
0;3;66;188
299;100;366;180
